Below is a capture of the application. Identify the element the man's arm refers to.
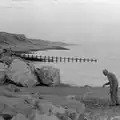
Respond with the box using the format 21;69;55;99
103;82;110;87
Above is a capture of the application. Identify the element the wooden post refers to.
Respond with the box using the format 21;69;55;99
33;55;35;59
29;54;31;59
68;57;70;62
48;56;50;62
40;56;42;60
24;54;26;58
64;57;66;62
56;57;58;62
75;58;78;62
83;58;86;62
91;59;93;62
32;55;34;59
51;56;54;62
71;58;74;62
79;58;82;62
60;57;62;62
87;58;90;62
36;55;38;60
44;56;46;62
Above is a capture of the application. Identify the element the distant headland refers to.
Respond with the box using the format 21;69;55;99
0;32;71;53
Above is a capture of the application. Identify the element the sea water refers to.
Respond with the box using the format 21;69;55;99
34;42;120;87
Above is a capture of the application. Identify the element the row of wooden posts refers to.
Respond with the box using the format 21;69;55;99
16;53;97;63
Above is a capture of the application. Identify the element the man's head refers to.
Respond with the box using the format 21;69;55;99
103;69;108;76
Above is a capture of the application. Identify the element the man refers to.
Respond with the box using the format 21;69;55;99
102;69;119;106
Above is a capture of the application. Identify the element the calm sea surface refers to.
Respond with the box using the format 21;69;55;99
33;42;120;87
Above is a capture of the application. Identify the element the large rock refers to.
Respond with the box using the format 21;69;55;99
35;66;60;86
6;59;38;87
30;95;85;120
0;95;33;117
65;95;85;114
0;116;4;120
11;113;29;120
0;56;13;66
33;101;65;115
0;48;14;66
0;62;7;84
30;110;60;120
0;114;13;120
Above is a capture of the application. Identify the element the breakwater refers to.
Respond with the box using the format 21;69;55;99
15;53;97;63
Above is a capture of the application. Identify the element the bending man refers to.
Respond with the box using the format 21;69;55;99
102;69;119;106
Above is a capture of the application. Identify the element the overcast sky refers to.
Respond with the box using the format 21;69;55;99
0;0;120;43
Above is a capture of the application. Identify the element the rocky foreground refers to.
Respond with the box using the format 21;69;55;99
0;48;86;120
0;85;86;120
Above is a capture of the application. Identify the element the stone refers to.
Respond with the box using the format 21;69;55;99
11;113;29;120
35;66;60;86
6;59;38;87
0;114;13;120
52;105;65;114
37;102;66;115
66;95;76;101
0;95;33;117
56;112;72;120
31;110;60;120
0;62;7;84
0;96;25;107
0;56;13;66
6;84;21;92
110;116;120;120
65;95;85;114
0;48;4;55
0;116;4;120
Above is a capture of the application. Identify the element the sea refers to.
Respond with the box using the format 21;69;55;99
33;42;120;87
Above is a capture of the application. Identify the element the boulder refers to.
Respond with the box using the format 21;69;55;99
5;84;21;93
31;110;60;120
31;97;85;120
0;116;4;120
11;113;29;120
0;48;4;55
6;59;38;87
110;116;120;120
33;101;65;115
35;102;53;114
0;56;13;66
65;96;85;114
0;95;33;117
0;114;13;120
0;62;7;84
56;112;72;120
35;66;60;86
0;48;14;66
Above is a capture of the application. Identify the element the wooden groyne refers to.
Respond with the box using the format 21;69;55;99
14;53;97;63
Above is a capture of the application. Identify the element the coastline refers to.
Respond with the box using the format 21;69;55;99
0;32;70;53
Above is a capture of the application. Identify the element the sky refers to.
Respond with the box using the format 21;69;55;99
0;0;120;43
